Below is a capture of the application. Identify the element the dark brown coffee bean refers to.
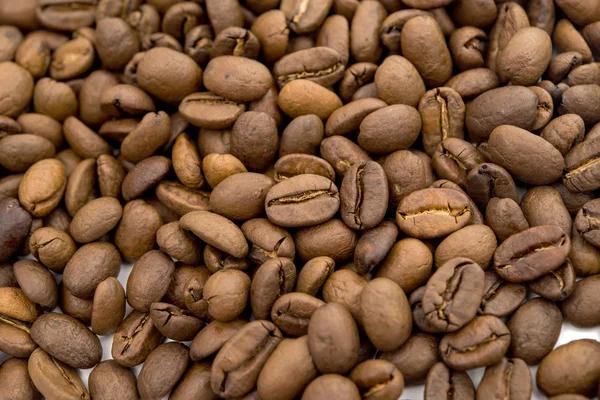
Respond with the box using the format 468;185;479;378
89;360;138;400
354;221;398;275
98;118;139;143
494;225;570;283
302;374;361;400
561;275;600;327
507;298;562;365
211;26;260;59
121;111;171;163
375;56;425;107
137;342;188;400
63;242;120;299
537;339;600;396
31;312;101;369
308;302;359;374
424;362;475;400
378;333;440;385
0;261;17;288
497;27;552;86
449;26;487;71
111;310;163;367
486;125;564;185
149;302;203;341
127;250;175;312
380;10;430;52
361;277;412;351
211;320;283;398
340;161;388;230
0;174;23;200
439;315;511;371
13;260;57;310
115;199;162;262
396;188;472;239
521;186;572;235
350;0;386;63
203;56;271;103
422;257;484;333
90;277;125;336
79;70;119;127
477;357;532;400
190;319;247;361
479;270;526;317
0;198;32;263
69;197;122;244
384;150;428;208
121;155;171;201
326;98;386;138
436;225;497;270
559;84;600;126
295;219;358;263
250;257;296;319
28;348;90;400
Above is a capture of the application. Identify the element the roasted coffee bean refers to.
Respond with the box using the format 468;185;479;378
485;197;529;242
271;292;324;337
564;136;600;193
156;180;210;216
320;135;371;178
479;270;526;317
537;339;600;396
115;199;162;262
127;250;175;312
295;219;358;263
295;256;335;296
340;161;388;230
211;320;283;398
507;298;562;365
202;269;250;322
432;138;484;188
348;359;404;400
241;218;295;264
64;158;97;217
436;225;496;269
156;221;203;264
424;362;475;400
354;221;398;276
375;238;432;294
274;47;345;89
28;348;90;400
540;114;585;156
561;275;600;327
273;154;335;183
88;360;138;400
121;155;171;201
18;159;66;217
477;357;532;400
0;134;55;173
0;62;34;118
169;362;216;400
100;84;155;118
210;172;274;221
180;210;248;258
439;315;511;371
422;258;484;333
528;260;576;301
278;79;343;120
361;277;412;351
112;310;163;367
190;319;247;361
494;225;570;283
396;188;472;239
378;333;440;385
0;198;32;263
137;342;189;400
69;197;122;244
202;244;250;274
13;260;57;310
0;358;41;400
251;257;296;320
30;312;102;369
63;242;120;299
521;186;572;235
121;111;171;163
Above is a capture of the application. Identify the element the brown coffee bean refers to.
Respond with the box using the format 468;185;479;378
126;250;175;312
121;156;171;201
521;186;572;235
424;362;475;400
0;174;23;200
149;302;203;341
209;172;273;221
156;221;203;264
485;197;529;242
422;257;484;333
435;225;497;269
445;68;500;101
497;27;552;85
439;315;511;371
240;218;294;264
350;0;386;63
69;197;122;244
396;188;472;239
375;238;432;293
322;269;366;324
564;136;600;193
302;374;360;400
203;245;251;275
273;154;335;183
0;198;32;263
479;270;526;317
203;56;271;103
432;139;484;188
211;320;283;398
33;78;78;122
91;277;125;336
295;256;335;296
250;10;289;63
358;104;422;155
347;359;404;400
30;312;101;369
507;298;562;365
165;264;211;309
98;118;138;143
114;200;161;262
169;362;215;400
79;70;119;127
0;134;55;173
120;111;171;163
13;260;57;310
100;84;155;118
155;181;210;216
190;319;247;361
0;26;23;62
477;357;532;400
202;153;247;188
384;150;428;207
205;0;243;35
95;154;124;199
63;117;111;159
537;339;600;396
269;292;324;337
111;310;163;367
340;161;388;230
449;26;487;71
361;278;412;351
59;283;92;324
251;258;296;319
281;0;332;34
561;275;600;327
375;56;425;107
137;342;189;400
0;62;34;118
95;17;139;71
308;302;359;374
28;348;90;400
89;360;138;400
570;223;600;276
320;136;371;178
64;158;97;217
559;84;600;126
540;114;585;156
278;79;343;119
494;225;570;283
274;47;345;89
378;333;440;385
295;219;358;263
180;210;248;258
528;259;576;302
0;358;40;400
202;269;250;321
63;242;120;299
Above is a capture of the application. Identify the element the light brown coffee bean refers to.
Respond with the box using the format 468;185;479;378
127;250;175;312
69;197;122;244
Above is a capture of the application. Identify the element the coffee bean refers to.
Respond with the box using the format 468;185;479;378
156;221;203;264
320;135;371;178
251;257;296;320
375;56;425;107
440;315;511;370
121;155;171;201
180;210;248;258
18;159;66;217
70;197;122;243
561;275;600;327
202;244;251;274
435;225;497;269
537;339;600;396
91;277;126;336
340;161;388;230
112;310;163;367
137;342;189;400
210;172;274;220
127;250;175;312
64;159;97;217
528;260;576;301
0;358;40;400
156;180;211;216
190;319;247;361
203;269;250;322
0;198;32;263
63;242;121;299
0;134;55;173
100;84;155;118
211;320;282;398
89;360;138;400
477;357;532;400
28;348;90;400
295;218;358;263
31;312;102;369
271;292;324;337
274;47;345;89
494;225;570;283
378;333;440;385
115;199;163;262
278;79;343;119
479;270;526;317
424;362;475;400
169;361;215;400
13;260;57;310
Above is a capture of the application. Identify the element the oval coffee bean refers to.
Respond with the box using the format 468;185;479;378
111;311;163;368
115;199;162;262
295;219;358;263
278;79;342;120
424;362;475;400
467;163;519;210
0;134;55;172
435;225;497;269
63;242;120;299
30;312;102;369
271;292;325;337
89;360;138;400
274;46;345;89
355;221;398;275
190;319;247;361
0;358;40;400
308;302;359;374
340;161;388;230
18;159;66;217
137;342;189;400
439;315;511;371
295;256;335;296
302;374;361;400
28;348;90;400
241;218;295;264
477;357;532;400
0;197;32;263
257;336;319;400
13;260;57;310
169;361;214;400
69;197;123;244
361;277;412;351
156;221;203;265
396;188;472;239
179;92;246;130
322;269;367;323
479;270;526;318
211;320;283;398
537;339;600;396
507;298;562;365
127;250;175;312
91;277;126;336
251;258;296;320
180;210;248;258
378;333;440;385
561;275;600;327
528;260;577;302
202;269;250;322
149;302;203;341
375;238;432;294
494;225;570;283
265;174;339;228
210;172;274;220
348;359;405;400
204;56;271;102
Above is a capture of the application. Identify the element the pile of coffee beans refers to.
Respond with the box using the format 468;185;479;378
2;0;600;399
